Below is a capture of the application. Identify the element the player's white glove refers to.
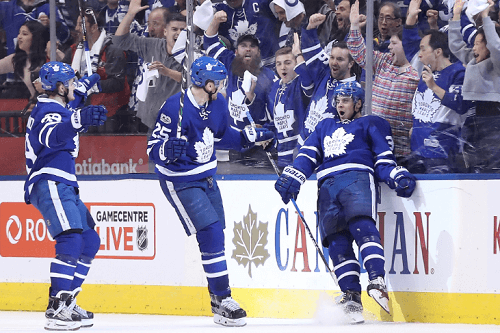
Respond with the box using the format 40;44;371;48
71;105;108;132
242;125;275;146
386;166;417;198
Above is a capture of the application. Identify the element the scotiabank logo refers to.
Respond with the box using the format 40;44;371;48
0;202;156;260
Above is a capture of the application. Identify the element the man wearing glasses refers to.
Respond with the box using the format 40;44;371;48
375;2;403;52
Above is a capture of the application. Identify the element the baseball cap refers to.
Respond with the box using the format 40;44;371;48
236;34;260;47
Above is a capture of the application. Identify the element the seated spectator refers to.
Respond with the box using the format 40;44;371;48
0;21;49;99
0;0;70;56
65;7;130;132
267;36;314;168
449;0;500;173
409;30;472;174
347;0;419;166
212;0;280;69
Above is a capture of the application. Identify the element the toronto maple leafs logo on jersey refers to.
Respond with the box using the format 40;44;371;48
304;95;334;133
228;89;248;124
194;127;214;163
412;88;441;123
228;22;258;47
274;101;295;135
324;127;355;157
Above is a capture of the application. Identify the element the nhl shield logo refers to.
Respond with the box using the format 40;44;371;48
136;226;148;251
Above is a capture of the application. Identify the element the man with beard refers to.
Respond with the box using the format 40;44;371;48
204;10;278;166
113;0;184;131
299;13;360;145
205;10;277;132
212;0;280;69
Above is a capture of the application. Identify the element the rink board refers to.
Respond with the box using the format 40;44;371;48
0;176;499;325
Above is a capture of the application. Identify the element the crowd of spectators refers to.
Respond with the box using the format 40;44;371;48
1;0;499;174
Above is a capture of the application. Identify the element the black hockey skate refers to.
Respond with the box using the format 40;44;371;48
45;290;81;331
69;287;94;327
367;276;391;314
209;291;247;327
335;290;364;324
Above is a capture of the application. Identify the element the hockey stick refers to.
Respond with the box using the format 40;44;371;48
245;111;338;285
77;0;93;76
177;0;195;138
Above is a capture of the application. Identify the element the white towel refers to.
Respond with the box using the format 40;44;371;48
136;62;159;102
193;0;214;31
269;0;305;21
465;0;489;22
242;70;257;93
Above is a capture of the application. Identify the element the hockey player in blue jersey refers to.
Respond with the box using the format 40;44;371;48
24;62;107;331
299;13;360;145
267;36;314;168
147;56;275;327
275;82;417;323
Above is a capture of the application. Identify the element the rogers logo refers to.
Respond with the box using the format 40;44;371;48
6;215;22;244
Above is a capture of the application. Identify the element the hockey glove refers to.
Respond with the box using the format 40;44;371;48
159;137;188;162
275;166;306;204
242;126;275;146
263;135;277;153
71;105;108;131
74;73;101;97
387;166;416;198
70;73;101;109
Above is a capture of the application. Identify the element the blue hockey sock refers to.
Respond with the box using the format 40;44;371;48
70;229;100;290
196;221;230;297
327;231;361;293
349;217;385;280
51;232;83;296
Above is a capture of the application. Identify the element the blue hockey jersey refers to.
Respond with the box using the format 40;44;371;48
0;0;70;56
147;89;246;183
24;97;80;204
293;115;398;185
411;61;471;159
213;0;279;68
204;33;277;132
267;61;313;167
299;27;357;144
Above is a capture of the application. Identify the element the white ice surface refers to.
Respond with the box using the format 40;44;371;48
0;311;499;333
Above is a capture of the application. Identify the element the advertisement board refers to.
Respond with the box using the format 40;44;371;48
0;177;499;323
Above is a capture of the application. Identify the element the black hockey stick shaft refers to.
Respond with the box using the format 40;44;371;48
245;111;338;285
